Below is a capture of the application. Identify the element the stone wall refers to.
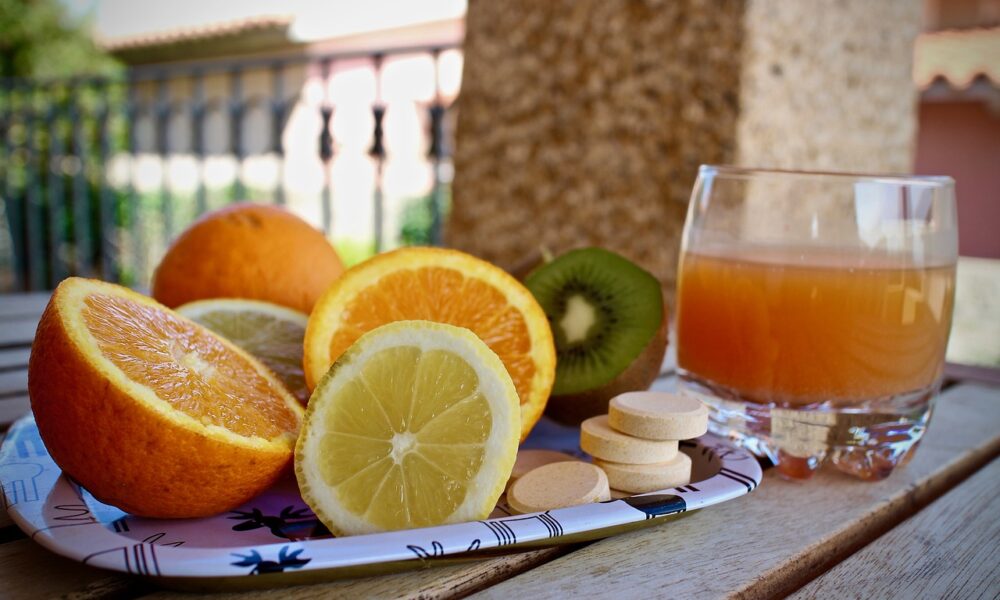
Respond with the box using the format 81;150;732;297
736;0;922;171
449;0;923;307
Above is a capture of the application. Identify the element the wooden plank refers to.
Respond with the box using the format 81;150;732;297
140;547;571;599
0;429;10;532
0;370;28;397
945;362;1000;387
3;385;996;599
0;293;49;320
791;457;1000;600
0;538;148;599
0;320;37;348
0;540;568;600
0;395;30;430
0;348;31;371
469;383;1000;600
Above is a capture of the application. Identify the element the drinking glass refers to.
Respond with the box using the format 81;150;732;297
675;166;957;481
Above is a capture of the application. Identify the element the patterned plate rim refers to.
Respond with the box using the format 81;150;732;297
1;413;761;582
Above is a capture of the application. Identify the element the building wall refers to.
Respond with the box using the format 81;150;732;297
451;0;923;306
914;101;1000;259
736;0;921;172
451;0;745;306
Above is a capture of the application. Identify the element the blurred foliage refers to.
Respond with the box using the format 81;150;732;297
1;77;133;290
334;238;376;268
399;186;450;246
0;0;120;78
0;1;448;289
0;0;129;290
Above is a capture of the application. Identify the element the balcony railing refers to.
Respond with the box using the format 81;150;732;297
0;43;461;292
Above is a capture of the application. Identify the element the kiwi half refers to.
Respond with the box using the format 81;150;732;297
525;248;667;424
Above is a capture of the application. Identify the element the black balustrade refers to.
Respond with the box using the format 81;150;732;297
0;43;458;292
318;58;334;237
370;54;386;253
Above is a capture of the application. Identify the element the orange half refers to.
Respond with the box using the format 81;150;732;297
28;278;303;517
304;247;556;440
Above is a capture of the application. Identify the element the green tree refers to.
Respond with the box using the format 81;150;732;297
1;0;124;291
399;187;451;247
0;0;120;78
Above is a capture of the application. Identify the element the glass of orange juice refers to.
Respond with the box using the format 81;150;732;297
675;166;957;481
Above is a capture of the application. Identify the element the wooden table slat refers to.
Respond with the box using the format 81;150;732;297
944;362;1000;386
0;531;573;600
791;457;1000;600
0;370;28;397
0;348;31;371
469;383;1000;600
0;538;148;599
0;429;11;532
144;547;572;599
0;293;49;320
0;395;30;430
2;384;998;599
0;320;39;348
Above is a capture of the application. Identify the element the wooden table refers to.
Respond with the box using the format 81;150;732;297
2;292;998;599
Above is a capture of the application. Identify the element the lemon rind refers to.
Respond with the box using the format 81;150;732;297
176;298;309;328
296;320;520;537
302;247;555;438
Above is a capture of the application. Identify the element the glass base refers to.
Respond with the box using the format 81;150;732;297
678;373;938;481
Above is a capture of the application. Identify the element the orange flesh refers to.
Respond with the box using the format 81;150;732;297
83;293;300;439
328;267;536;405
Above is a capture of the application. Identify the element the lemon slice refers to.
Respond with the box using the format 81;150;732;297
177;299;309;403
303;246;556;441
295;320;520;536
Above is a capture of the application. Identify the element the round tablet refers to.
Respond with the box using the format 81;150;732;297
608;392;709;440
580;415;678;464
508;450;578;488
594;452;692;494
609;488;632;500
507;461;611;514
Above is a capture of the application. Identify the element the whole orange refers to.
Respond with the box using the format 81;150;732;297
152;203;344;314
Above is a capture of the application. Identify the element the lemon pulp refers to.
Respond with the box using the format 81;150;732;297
297;321;519;535
177;299;309;403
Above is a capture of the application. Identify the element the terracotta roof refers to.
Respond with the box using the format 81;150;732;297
99;15;294;51
914;27;1000;90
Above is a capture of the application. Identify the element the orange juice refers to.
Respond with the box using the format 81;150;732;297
676;246;956;406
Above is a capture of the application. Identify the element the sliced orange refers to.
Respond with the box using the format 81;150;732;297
28;278;303;518
304;247;556;440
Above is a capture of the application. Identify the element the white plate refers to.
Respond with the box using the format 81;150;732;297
0;414;761;590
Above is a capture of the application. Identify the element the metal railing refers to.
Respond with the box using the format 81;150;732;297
0;43;459;292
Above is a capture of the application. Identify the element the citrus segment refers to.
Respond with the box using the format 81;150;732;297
177;299;310;403
29;278;303;518
304;247;555;440
296;320;520;536
84;293;299;438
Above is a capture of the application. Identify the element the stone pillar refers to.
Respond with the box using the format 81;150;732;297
736;1;921;171
449;0;923;306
